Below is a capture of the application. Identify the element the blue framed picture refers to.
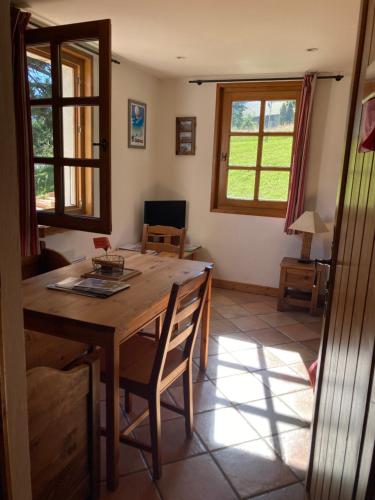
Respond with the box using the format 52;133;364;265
128;99;146;148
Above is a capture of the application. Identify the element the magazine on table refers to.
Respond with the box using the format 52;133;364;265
47;277;130;298
118;243;156;254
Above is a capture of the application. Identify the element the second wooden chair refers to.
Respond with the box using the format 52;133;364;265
141;224;186;259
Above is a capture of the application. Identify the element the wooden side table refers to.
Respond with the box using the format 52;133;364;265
277;257;327;315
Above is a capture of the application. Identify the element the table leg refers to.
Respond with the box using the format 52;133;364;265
105;339;120;491
200;275;212;370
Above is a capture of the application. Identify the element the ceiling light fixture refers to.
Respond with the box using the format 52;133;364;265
306;47;319;52
176;56;186;59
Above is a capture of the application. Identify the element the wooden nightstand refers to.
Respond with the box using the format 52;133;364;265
277;257;327;315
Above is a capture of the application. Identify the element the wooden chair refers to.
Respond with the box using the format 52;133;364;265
27;355;100;500
141;224;187;338
141;224;186;259
100;266;213;480
22;244;90;370
21;241;70;280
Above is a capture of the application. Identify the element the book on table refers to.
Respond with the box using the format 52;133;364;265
47;277;130;298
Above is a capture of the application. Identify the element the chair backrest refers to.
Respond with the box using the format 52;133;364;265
141;224;186;259
21;245;70;280
150;266;213;387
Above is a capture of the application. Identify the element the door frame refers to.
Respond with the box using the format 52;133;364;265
0;2;32;499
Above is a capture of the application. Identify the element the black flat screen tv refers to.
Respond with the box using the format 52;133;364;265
144;200;186;229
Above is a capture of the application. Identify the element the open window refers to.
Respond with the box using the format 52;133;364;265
25;20;112;233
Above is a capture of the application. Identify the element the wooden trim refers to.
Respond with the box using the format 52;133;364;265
213;278;278;297
29;96;100;107
211;81;301;218
37;225;71;238
211;206;286;218
36;211;110;233
210;85;224;211
25;20;108;44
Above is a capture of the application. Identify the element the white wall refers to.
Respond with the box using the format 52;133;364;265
45;61;352;288
44;57;160;261
155;77;352;288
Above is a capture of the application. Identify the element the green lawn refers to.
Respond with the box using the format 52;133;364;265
227;135;292;201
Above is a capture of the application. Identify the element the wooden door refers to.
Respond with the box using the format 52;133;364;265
307;0;375;498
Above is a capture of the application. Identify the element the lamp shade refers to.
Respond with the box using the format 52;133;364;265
288;211;329;234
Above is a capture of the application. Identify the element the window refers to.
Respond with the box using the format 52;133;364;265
25;20;112;233
211;82;302;218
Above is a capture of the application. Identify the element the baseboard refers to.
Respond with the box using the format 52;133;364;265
212;278;278;297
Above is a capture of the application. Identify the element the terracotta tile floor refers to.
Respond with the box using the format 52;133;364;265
100;287;322;500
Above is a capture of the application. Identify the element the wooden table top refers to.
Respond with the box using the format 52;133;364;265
22;251;211;341
280;257;317;271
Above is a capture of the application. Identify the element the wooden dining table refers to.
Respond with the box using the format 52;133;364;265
22;250;212;491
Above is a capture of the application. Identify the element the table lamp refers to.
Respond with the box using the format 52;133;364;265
288;211;329;263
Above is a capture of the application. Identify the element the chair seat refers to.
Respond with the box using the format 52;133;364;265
100;335;186;387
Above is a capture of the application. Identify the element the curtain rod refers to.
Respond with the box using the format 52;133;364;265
28;20;120;64
189;75;344;85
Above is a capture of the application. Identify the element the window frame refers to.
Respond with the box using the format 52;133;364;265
211;81;302;218
28;44;94;215
25;20;112;234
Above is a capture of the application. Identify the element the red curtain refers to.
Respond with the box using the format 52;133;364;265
11;7;39;256
284;73;317;234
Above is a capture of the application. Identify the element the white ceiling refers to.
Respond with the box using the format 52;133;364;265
20;0;361;78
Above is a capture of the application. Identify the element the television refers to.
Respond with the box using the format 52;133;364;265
144;200;186;229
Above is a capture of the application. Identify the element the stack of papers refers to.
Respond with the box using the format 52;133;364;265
184;243;201;252
47;277;130;298
119;242;201;253
118;243;156;254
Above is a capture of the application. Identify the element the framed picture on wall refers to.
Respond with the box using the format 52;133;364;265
176;117;196;155
128;99;146;148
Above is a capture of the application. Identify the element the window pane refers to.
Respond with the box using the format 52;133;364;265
62;106;99;159
64;166;77;208
229;136;258;166
259;171;290;201
27;45;52;99
62;64;75;99
31;106;53;157
64;166;100;217
231;101;260;132
34;164;55;210
227;170;255;200
261;136;293;167
264;100;296;132
61;41;98;97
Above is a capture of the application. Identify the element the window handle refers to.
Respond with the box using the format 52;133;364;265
92;139;108;151
220;152;227;162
